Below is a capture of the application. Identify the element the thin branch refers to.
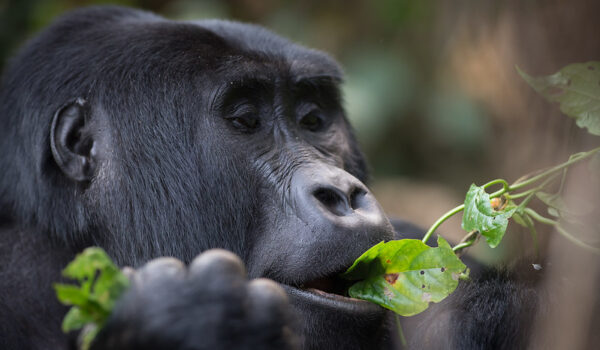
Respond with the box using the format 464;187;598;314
422;204;464;245
524;208;600;255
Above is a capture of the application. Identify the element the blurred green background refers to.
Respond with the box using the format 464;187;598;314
2;1;600;347
1;0;599;263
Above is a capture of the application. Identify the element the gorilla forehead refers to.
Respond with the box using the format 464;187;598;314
195;19;343;81
34;6;343;89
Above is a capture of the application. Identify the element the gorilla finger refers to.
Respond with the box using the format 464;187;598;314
246;279;298;349
189;249;246;280
134;257;186;287
246;278;290;324
121;266;135;280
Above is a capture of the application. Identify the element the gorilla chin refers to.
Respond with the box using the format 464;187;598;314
285;285;390;349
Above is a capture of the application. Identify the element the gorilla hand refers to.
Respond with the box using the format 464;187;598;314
90;250;298;350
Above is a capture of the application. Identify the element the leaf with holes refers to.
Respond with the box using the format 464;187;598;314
517;62;600;136
341;236;467;316
462;184;517;248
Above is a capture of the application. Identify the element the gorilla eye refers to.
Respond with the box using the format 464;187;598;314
299;110;325;132
229;114;259;130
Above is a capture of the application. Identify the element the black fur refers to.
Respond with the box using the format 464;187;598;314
0;6;539;350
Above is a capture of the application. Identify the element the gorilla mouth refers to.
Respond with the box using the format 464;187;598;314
280;269;382;314
299;273;354;299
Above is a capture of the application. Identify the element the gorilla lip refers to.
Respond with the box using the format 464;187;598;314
299;274;352;297
284;272;379;310
281;281;381;314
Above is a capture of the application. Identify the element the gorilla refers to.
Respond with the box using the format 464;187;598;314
0;6;538;350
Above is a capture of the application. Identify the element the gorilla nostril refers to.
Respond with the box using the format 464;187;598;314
313;187;351;216
349;187;367;210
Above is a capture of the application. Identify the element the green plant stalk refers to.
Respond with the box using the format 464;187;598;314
515;173;560;212
523;214;539;258
482;179;510;192
452;240;475;252
558;168;568;194
421;204;464;244
502;147;600;194
421;147;600;247
452;230;479;254
506;188;538;199
524;208;600;255
394;314;407;347
506;172;561;200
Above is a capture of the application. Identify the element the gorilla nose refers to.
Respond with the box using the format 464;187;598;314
294;164;393;241
313;186;366;216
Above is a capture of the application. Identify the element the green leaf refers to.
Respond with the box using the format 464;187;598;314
54;247;130;345
62;308;95;332
342;237;466;316
55;284;90;307
512;211;529;227
536;192;569;219
462;184;517;248
513;210;539;254
342;241;387;281
536;191;592;221
62;247;116;281
536;192;567;211
91;263;130;311
54;282;109;322
80;325;100;350
517;62;600;136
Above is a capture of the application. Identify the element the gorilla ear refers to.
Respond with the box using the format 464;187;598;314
50;98;97;182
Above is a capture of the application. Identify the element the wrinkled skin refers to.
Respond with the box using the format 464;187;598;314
0;6;540;350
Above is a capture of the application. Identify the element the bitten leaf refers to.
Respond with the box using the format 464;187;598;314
462;184;517;248
342;237;466;316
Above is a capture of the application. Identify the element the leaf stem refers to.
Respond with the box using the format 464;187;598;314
506;173;560;200
452;240;475;253
419;147;599;250
505;188;537;199
523;215;539;259
422;204;464;245
524;208;600;255
508;147;600;192
482;179;510;191
516;173;559;212
395;314;407;347
558;168;568;194
523;208;558;225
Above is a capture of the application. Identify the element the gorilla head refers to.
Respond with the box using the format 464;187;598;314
0;6;396;349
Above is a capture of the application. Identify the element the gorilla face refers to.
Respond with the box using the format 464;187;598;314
196;45;396;346
0;7;394;349
194;26;396;347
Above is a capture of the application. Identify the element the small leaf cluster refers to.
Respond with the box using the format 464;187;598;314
54;247;130;350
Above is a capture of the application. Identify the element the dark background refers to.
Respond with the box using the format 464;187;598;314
2;1;599;346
